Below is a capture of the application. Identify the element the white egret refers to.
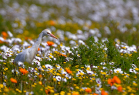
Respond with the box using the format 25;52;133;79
14;29;57;64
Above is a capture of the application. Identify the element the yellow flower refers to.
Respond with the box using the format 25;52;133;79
79;72;84;76
86;67;90;70
135;68;139;71
73;84;77;86
134;51;137;53
32;85;35;87
0;84;4;88
49;55;53;58
80;88;84;92
16;89;22;93
72;78;76;81
92;74;95;76
91;78;95;80
54;93;59;95
40;88;43;91
53;78;56;82
75;86;79;89
58;82;60;85
130;93;135;95
60;91;65;95
101;72;106;75
4;87;9;92
121;53;123;56
133;82;138;86
50;89;54;93
4;68;8;71
97;84;100;87
39;81;42;85
67;93;71;95
24;90;26;93
42;65;45;68
3;63;6;65
75;65;79;68
128;54;132;57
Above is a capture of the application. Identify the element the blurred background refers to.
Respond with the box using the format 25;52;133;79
0;0;139;45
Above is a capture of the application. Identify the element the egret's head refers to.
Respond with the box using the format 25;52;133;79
42;29;57;39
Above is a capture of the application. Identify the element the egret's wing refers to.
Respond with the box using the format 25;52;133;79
14;49;27;63
25;47;37;63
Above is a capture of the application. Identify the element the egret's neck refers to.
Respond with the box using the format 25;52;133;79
32;33;43;48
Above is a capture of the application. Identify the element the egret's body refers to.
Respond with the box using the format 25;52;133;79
14;29;57;64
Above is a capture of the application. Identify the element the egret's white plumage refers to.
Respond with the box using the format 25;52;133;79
14;29;57;64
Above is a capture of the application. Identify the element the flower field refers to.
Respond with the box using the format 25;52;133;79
0;0;139;95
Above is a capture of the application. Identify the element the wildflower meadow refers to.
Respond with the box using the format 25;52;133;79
0;0;139;95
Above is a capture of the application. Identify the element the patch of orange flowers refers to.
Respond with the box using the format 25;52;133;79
0;40;3;43
2;31;8;39
38;74;42;78
65;68;72;74
28;46;32;48
117;86;123;92
85;88;92;93
0;31;8;43
45;89;50;94
108;76;121;86
19;68;28;75
72;91;79;95
49;20;56;26
101;90;108;95
59;53;67;57
10;78;17;83
93;93;98;95
38;48;40;51
28;46;40;51
47;41;54;46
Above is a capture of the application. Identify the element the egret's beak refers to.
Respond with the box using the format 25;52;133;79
50;33;57;39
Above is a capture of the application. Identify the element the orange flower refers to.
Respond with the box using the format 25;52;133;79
25;37;32;40
113;76;121;84
47;41;54;46
107;78;114;86
59;53;67;57
38;74;42;78
0;40;3;43
45;89;50;94
72;91;79;95
19;68;28;75
49;20;56;26
10;78;17;83
93;93;98;95
117;86;122;92
38;48;40;51
2;31;8;38
28;46;32;48
108;76;121;86
101;90;108;95
85;88;92;93
65;68;72;74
